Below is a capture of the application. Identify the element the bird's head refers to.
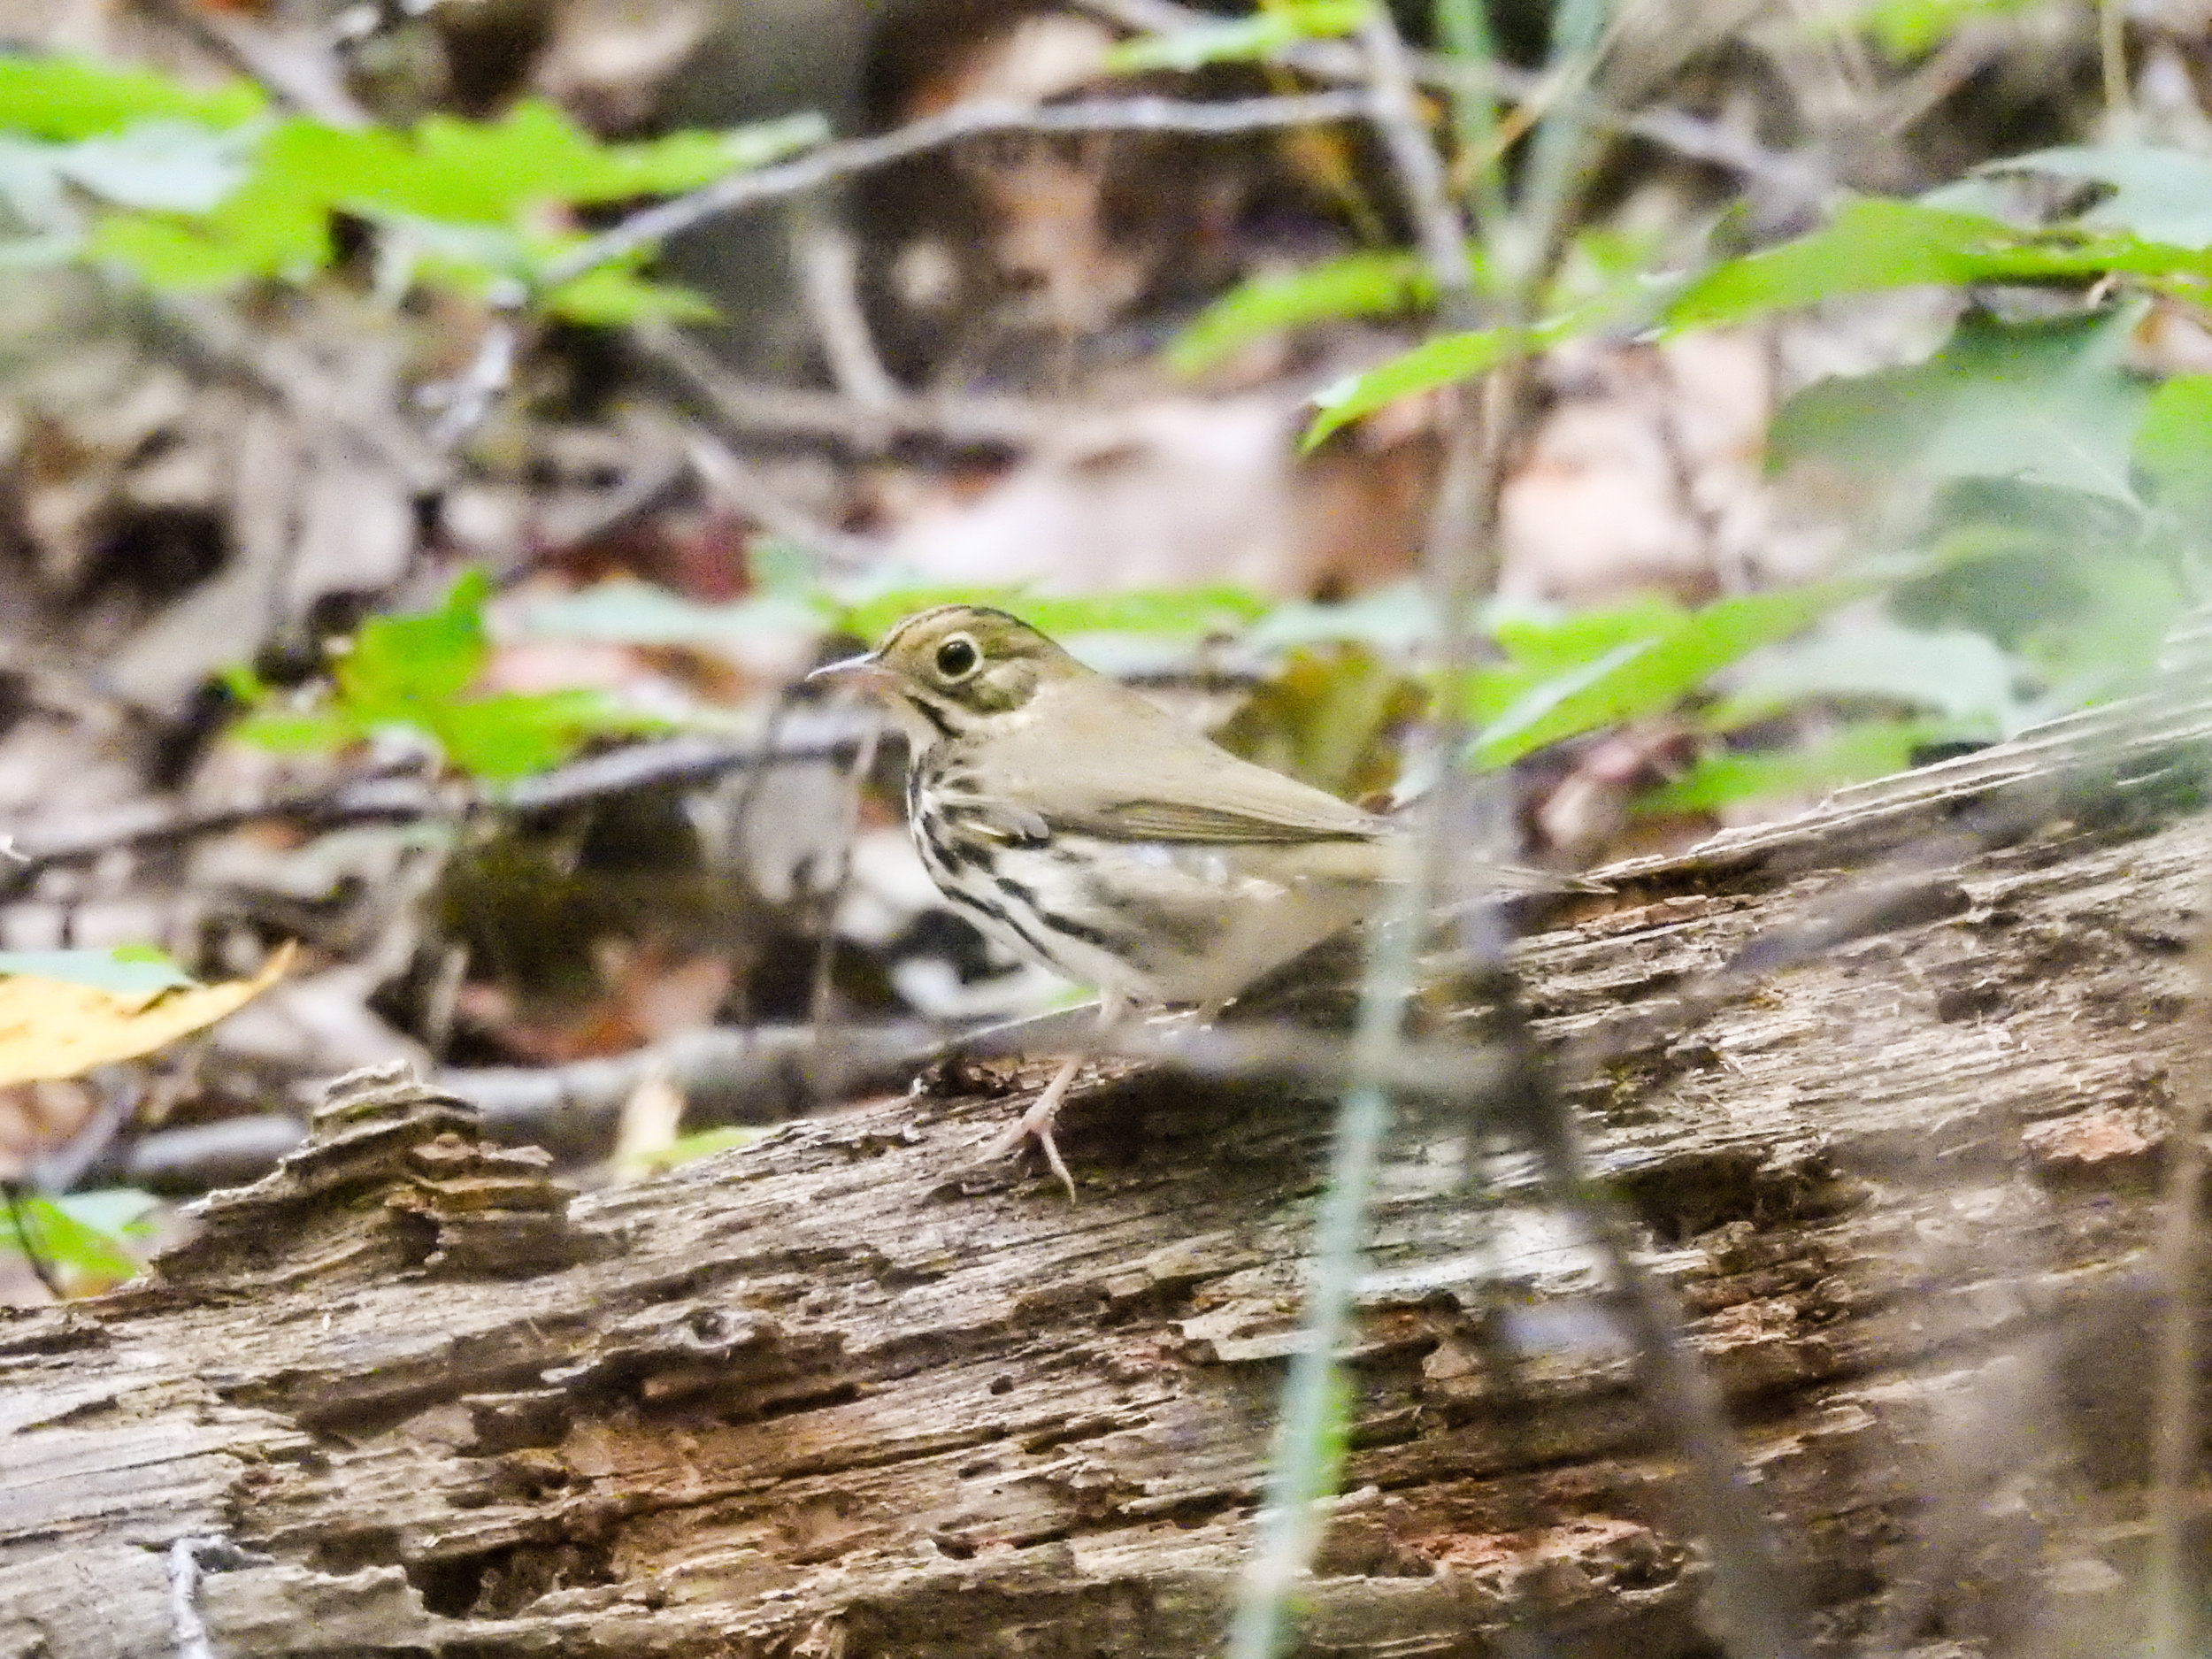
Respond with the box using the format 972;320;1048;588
810;604;1077;751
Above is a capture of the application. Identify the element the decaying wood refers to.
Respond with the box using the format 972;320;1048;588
2;689;2208;1658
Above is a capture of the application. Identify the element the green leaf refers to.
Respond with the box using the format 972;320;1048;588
365;102;672;223
0;948;196;995
51;1187;161;1237
87;211;260;288
1769;307;2149;503
619;1124;775;1175
68;102;823;297
1;1188;159;1284
84;120;370;286
2017;552;2188;698
1245;583;1440;652
543;264;718;326
234;572;669;780
357;102;821;228
1712;618;2021;731
1468;584;1862;767
1636;718;1950;815
1184;219;1641;388
1946;144;2212;250
2133;373;2212;516
1669;197;2212;330
1305;326;1520;449
1851;0;2047;58
1105;0;1370;73
434;690;665;782
1890;527;2185;707
335;569;494;726
230;708;365;756
1479;595;1688;697
55;122;254;211
0;55;265;141
1303;282;1648;449
1169;250;1432;374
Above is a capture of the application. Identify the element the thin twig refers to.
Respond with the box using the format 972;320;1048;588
637;317;1068;451
0;726;879;885
2;1187;64;1301
1228;10;1486;1655
149;0;375;127
144;294;448;495
419;319;518;453
1229;1;1812;1653
642;316;1326;457
807;721;882;1079
164;1536;270;1659
1356;8;1479;328
546;91;1377;288
1490;958;1808;1659
680;426;882;571
1071;0;1830;207
793;213;901;408
1432;0;1511;242
2101;0;2133;135
1515;0;1614;288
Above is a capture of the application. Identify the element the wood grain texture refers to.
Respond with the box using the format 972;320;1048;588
1;691;2207;1657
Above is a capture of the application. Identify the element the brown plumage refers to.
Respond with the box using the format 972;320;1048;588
815;603;1592;1192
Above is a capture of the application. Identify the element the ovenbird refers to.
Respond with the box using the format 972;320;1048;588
813;604;1592;1194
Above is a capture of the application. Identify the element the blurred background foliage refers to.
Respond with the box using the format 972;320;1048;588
0;0;2207;1284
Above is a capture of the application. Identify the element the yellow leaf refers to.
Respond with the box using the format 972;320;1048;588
0;942;297;1087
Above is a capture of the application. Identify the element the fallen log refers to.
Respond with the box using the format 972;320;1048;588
1;685;2208;1657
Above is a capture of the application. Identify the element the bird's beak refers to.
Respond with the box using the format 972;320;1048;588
807;650;895;694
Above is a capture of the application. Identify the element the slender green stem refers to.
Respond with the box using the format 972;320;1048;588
1227;7;1489;1652
1230;3;1816;1653
1432;0;1510;245
1513;0;1610;296
2100;0;2132;135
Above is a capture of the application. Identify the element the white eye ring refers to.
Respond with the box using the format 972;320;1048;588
933;634;981;680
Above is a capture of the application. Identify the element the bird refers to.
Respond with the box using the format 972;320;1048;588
811;603;1595;1194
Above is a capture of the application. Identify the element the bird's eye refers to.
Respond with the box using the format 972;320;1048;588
934;635;979;680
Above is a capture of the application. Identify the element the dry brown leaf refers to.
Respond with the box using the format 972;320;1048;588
0;942;296;1087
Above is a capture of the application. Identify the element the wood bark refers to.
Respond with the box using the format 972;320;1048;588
2;690;2208;1659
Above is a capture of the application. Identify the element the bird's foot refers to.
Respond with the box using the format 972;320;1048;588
979;1053;1082;1198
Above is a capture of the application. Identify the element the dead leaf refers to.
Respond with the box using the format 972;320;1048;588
0;942;296;1087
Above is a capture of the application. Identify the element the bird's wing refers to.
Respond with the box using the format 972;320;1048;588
996;678;1385;843
1046;748;1384;844
1084;794;1377;843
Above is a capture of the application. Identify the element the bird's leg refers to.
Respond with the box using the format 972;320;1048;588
984;992;1128;1198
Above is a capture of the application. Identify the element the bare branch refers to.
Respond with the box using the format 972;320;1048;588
793;215;901;409
544;91;1377;288
638;318;1073;451
1355;7;1478;326
147;0;375;128
680;426;881;571
0;723;879;886
419;320;519;453
1071;0;1831;206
